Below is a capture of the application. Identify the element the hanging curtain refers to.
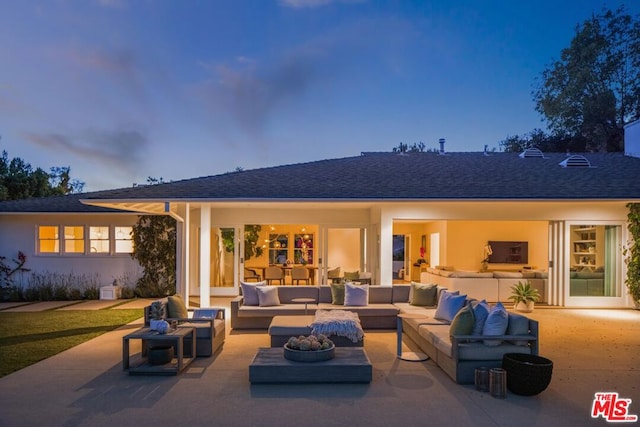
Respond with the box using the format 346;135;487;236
603;226;618;296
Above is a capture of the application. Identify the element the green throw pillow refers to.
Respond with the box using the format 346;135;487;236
449;304;475;338
343;271;360;281
330;283;345;305
410;283;438;306
167;295;188;318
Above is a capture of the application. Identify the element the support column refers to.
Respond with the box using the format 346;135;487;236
379;213;393;286
183;204;190;307
200;206;211;308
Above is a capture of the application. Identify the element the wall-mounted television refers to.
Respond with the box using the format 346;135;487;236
487;241;528;264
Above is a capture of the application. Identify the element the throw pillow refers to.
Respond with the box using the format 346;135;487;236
330;283;345;305
344;283;369;306
482;302;509;346
507;313;530;345
410;282;438;306
449;304;475;337
167;295;188;318
343;271;360;281
240;280;266;306
434;290;466;323
256;286;280;307
470;299;491;336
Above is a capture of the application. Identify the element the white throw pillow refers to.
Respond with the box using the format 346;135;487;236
344;283;369;306
240;280;266;306
256;286;280;307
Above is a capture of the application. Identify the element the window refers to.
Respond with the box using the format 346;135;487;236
37;224;134;256
64;226;85;253
115;226;134;253
294;233;314;264
268;233;289;264
38;226;59;253
89;226;110;253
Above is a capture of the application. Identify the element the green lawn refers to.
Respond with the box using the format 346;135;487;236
0;309;143;378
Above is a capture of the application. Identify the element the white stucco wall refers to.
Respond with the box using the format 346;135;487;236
0;213;142;287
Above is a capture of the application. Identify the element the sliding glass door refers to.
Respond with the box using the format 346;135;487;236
565;222;625;307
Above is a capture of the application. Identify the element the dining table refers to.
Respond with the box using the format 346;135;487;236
249;265;318;285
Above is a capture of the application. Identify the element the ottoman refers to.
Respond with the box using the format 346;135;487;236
268;315;364;347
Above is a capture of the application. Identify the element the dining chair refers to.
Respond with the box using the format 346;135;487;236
244;267;262;282
291;266;310;286
265;266;284;285
327;267;342;284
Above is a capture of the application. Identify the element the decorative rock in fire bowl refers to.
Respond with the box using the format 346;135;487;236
284;335;335;363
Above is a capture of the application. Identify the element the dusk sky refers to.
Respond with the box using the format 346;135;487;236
1;0;638;191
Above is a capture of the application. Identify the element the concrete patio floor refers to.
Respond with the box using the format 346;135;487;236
0;299;639;427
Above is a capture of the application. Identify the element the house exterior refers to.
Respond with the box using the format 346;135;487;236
2;148;640;308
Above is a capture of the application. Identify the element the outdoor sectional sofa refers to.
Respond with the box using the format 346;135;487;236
230;283;539;384
231;284;400;329
420;268;548;303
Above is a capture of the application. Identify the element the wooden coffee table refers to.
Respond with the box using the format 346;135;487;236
249;347;372;384
123;327;196;376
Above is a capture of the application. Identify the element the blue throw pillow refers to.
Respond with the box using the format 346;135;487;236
482;302;508;346
434;290;467;323
471;299;490;335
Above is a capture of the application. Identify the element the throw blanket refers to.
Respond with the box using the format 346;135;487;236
309;310;364;343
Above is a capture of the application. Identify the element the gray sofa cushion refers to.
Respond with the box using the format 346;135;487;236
238;304;318;317
276;286;319;303
457;342;532;361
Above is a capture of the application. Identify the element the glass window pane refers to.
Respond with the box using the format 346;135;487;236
89;226;110;253
115;226;133;253
64;226;84;253
38;226;59;253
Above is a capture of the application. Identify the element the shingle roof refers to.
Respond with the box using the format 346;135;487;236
2;151;640;213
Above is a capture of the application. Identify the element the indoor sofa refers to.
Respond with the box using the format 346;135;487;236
420;268;547;303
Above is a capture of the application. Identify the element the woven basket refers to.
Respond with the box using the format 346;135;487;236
502;353;553;396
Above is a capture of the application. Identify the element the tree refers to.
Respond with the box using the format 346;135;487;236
130;177;176;297
0;148;85;201
392;142;426;153
499;129;587;153
533;7;640;152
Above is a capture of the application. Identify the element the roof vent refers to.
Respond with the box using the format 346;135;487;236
519;148;545;158
439;138;446;155
559;155;593;168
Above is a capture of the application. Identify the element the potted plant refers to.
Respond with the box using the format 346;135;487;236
149;301;169;333
508;281;540;312
625;203;640;309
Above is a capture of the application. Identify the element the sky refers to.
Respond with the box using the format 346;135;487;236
1;0;639;191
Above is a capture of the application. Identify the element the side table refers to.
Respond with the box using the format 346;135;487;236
123;327;196;375
292;297;315;315
396;313;430;361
